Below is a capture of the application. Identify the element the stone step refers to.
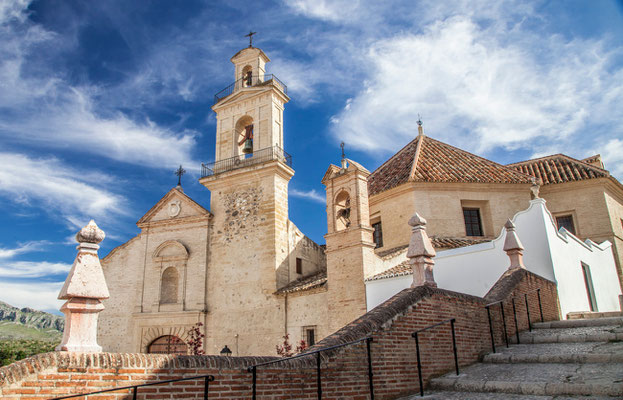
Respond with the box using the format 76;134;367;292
398;391;617;399
567;311;623;320
429;362;623;397
483;342;623;364
511;324;623;344
532;317;623;329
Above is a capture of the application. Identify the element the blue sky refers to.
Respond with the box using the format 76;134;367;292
0;0;622;313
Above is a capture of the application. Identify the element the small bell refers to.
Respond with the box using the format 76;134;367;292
242;139;253;154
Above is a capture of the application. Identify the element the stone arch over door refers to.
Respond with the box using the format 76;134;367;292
148;335;188;355
142;326;190;354
152;240;189;310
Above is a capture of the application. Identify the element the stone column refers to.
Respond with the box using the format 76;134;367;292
56;220;110;352
503;219;526;270
408;213;437;288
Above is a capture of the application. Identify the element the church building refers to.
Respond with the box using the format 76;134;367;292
98;44;623;356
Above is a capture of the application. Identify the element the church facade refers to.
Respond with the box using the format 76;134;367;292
98;45;623;356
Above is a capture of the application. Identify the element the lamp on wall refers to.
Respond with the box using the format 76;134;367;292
220;345;232;356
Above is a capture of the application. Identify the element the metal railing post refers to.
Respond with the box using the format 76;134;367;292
450;319;459;375
486;306;496;353
524;293;532;332
537;288;544;322
511;298;520;344
366;337;375;400
204;376;210;400
316;352;322;400
252;366;257;400
414;332;424;397
132;386;137;400
500;303;509;348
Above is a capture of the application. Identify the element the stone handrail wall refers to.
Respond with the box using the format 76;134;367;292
0;270;559;399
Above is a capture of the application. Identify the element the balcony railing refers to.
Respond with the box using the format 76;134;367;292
214;74;287;104
201;145;292;178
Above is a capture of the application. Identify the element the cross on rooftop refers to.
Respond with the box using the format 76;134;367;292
245;31;257;47
175;165;186;186
340;142;345;160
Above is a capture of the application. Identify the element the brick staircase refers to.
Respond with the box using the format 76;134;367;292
402;317;623;399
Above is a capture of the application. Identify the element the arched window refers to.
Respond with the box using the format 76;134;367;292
241;65;253;87
148;335;187;355
335;190;351;231
160;267;178;304
235;115;254;156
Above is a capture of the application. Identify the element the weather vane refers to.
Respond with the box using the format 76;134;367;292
245;31;257;47
340;141;345;160
417;114;422;126
175;165;186;186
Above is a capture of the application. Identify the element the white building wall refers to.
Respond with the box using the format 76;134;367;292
366;199;622;318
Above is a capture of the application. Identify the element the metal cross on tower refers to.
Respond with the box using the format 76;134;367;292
340;142;345;160
245;31;257;47
175;165;186;186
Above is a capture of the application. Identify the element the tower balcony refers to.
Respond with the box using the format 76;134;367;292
213;74;288;104
201;145;293;178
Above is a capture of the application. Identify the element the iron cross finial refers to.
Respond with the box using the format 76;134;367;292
245;31;257;47
417;114;423;126
175;165;186;186
340;142;345;160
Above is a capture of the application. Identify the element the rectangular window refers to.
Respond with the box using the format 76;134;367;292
463;208;483;236
372;221;383;248
581;263;598;312
296;257;302;274
304;327;316;346
555;215;576;235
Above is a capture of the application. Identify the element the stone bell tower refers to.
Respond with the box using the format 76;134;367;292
322;157;376;333
198;43;293;355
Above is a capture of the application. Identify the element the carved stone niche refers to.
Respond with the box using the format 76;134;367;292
152;240;189;312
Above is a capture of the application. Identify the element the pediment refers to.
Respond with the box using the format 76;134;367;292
137;187;211;226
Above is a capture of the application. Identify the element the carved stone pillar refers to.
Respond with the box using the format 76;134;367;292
503;219;526;270
408;213;437;288
56;220;110;352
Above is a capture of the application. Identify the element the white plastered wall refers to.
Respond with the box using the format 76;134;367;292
366;199;622;318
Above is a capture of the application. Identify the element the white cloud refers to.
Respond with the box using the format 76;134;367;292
0;261;70;278
600;139;623;178
0;241;47;259
0;3;199;170
329;16;623;164
290;188;326;204
284;0;361;22
0;0;30;24
0;152;127;227
0;280;64;312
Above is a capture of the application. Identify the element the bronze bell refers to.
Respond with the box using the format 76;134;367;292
242;139;253;154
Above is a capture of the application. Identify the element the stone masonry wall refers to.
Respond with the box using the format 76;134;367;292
0;271;559;399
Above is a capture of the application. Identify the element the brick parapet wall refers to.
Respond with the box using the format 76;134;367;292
1;271;559;399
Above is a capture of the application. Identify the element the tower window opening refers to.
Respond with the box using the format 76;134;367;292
372;221;383;248
296;257;303;274
335;191;351;231
242;65;253;87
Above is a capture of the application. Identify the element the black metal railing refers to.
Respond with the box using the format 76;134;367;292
51;374;215;400
485;288;544;353
214;74;287;104
411;318;459;397
201;145;292;178
247;337;374;400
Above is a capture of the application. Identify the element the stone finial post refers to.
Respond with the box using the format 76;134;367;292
503;219;525;269
407;213;437;288
56;220;110;352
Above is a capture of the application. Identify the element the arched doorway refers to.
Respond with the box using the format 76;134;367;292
147;335;188;355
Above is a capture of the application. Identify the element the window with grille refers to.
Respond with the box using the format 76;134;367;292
463;208;483;236
555;215;576;235
304;327;316;346
296;257;302;274
372;221;383;248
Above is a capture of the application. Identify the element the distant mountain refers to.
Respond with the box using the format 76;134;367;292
0;301;63;341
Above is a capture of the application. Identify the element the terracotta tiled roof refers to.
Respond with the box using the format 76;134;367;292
368;135;533;196
274;270;327;295
368;237;491;281
507;154;610;185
